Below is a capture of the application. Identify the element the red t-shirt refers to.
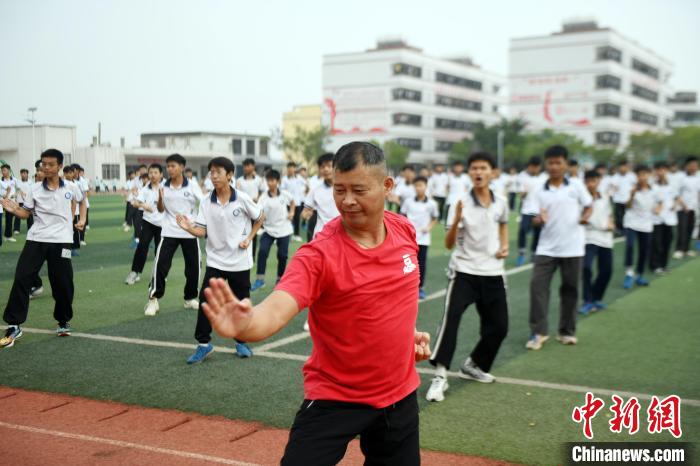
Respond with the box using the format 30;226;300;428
275;211;421;408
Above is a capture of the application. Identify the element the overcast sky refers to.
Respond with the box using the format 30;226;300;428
1;0;698;148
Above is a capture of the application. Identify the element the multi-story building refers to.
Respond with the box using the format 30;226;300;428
0;125;77;174
668;91;700;128
323;38;506;163
282;104;322;163
509;19;673;148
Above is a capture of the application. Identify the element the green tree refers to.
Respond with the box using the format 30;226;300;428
275;125;330;172
381;140;410;171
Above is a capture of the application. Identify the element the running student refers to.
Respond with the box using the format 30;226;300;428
650;162;678;274
176;157;263;362
400;176;439;300
427;152;509;402
251;169;294;292
144;154;204;316
201;142;431;465
580;170;614;315
527;145;592;350
622;165;661;289
125;164;164;285
0;149;86;348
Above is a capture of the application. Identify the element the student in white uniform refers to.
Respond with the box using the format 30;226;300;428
60;165;81;256
609;160;637;236
77;166;91;240
252;169;295;292
427;152;510;402
0;149;86;348
580;170;614;315
428;164;449;222
527;145;592;350
176;157;263;362
489;167;508;200
622;165;661;289
445;161;470;220
400;176;439;300
506;165;520;211
130;173;148;246
144;154;204;316
650;162;678;274
390;165;416;208
1;164;18;243
594;164;612;196
236;158;266;259
516;157;545;266
674;156;699;258
14;169;32;234
281;162;306;241
302;153;340;239
125;164;164;285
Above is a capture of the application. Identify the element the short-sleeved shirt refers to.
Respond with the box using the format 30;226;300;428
393;180;416;206
15;179;31;204
236;175;265;201
22;179;84;243
303;181;340;238
679;173;699;211
531;178;592;258
652;183;678;226
585;193;614;248
195;189;261;272
610;172;638;204
401;196;439;246
1;177;17;199
281;175;306;205
258;190;294;238
519;172;547;215
78;176;90;208
623;187;659;233
446;190;509;276
428;172;448;198
447;173;471;205
161;177;204;239
137;184;164;227
274;212;421;408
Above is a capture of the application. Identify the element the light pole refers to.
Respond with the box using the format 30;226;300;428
497;129;504;169
26;107;38;158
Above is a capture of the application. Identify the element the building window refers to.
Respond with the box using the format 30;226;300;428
493;84;501;93
596;74;622;90
392;63;422;78
101;164;120;179
595;103;621;118
232;138;242;155
435;141;454;152
668;92;697;104
632;84;658;103
435;117;474;131
246;140;255;155
492;104;499;113
395;138;422;150
632;58;660;80
631;109;658;126
674;111;700;122
392;88;422;102
435;72;482;91
596;131;621;145
393;113;422;126
260;139;268;156
596;46;622;62
435;95;482;112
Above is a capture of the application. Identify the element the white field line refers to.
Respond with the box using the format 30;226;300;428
0;421;260;466
21;327;700;408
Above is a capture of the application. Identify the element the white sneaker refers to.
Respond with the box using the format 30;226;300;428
525;334;549;350
292;235;302;242
144;298;159;316
184;298;199;310
556;335;578;345
123;225;130;232
124;271;140;285
303;319;310;332
672;251;684;260
13;231;19;236
80;241;87;246
426;376;449;402
459;357;495;383
653;268;665;275
6;237;17;242
86;225;90;230
29;286;44;299
686;250;696;257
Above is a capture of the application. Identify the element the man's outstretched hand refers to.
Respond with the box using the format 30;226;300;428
202;278;254;339
414;331;431;362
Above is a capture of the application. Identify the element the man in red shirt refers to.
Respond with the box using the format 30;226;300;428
202;141;431;465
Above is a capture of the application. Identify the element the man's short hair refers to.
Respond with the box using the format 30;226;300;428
584;169;600;180
467;152;496;169
139;173;149;180
0;164;10;170
413;176;428;185
265;169;281;181
71;164;82;172
317;152;335;167
148;163;163;173
654;161;669;170
617;160;629;167
401;164;414;172
568;159;579;167
634;164;651;174
544;145;568;160
527;156;541;167
165;153;187;166
594;163;607;171
41;149;64;165
286;161;296;168
333;142;385;173
207;157;235;175
35;159;42;169
451;160;464;167
62;165;74;173
20;168;29;174
685;155;699;166
138;164;148;170
242;158;255;166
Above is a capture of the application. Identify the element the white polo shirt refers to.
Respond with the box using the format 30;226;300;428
281;175;306;205
22;179;84;244
126;178;139;201
401;196;439;246
136;184;164;227
1;176;17;199
598;175;613;196
428;172;448;198
15;179;32;204
610;172;637;204
585;193;614;248
519;172;547;215
652;183;678;227
624;187;659;233
446;190;509;276
393;180;416;205
258;189;294;238
236;174;265;202
78;176;90;208
447;173;471;205
161;177;204;239
679;173;699;211
531;178;593;258
195;189;261;272
490;175;508;199
304;180;340;238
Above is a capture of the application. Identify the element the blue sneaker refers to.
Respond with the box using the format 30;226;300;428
187;344;214;364
579;302;595;315
251;279;265;292
419;289;426;300
235;342;253;358
623;275;634;289
635;276;649;286
516;254;526;267
593;301;608;311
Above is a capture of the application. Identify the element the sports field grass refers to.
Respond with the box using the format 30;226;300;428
1;194;698;465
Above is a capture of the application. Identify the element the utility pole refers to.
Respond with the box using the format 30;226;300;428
26;107;38;158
